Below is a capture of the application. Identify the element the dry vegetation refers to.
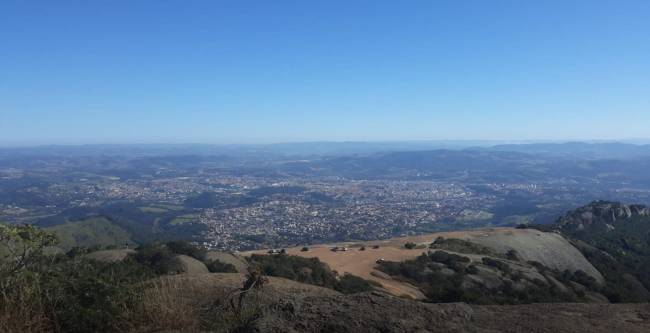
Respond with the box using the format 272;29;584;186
245;227;602;299
132;278;205;332
0;224;267;333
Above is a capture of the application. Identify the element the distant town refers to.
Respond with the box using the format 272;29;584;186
3;144;650;250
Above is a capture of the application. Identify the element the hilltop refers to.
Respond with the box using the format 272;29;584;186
5;202;650;332
246;227;605;303
558;201;650;231
551;201;650;302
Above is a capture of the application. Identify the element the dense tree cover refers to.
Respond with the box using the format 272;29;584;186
132;240;207;274
183;192;220;208
184;192;258;209
429;237;496;256
521;206;650;303
0;224;151;332
247;253;377;294
247;186;306;197
378;250;592;304
0;225;264;332
561;216;650;302
36;202;209;247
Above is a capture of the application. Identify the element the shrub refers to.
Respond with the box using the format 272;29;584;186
0;272;52;333
166;240;207;261
0;224;58;276
505;249;520;261
40;257;152;333
206;259;237;273
132;243;175;274
247;254;338;288
482;257;511;274
335;273;377;294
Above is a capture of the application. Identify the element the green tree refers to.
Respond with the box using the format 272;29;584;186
0;224;58;276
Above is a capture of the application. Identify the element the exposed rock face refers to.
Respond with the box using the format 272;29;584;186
466;229;604;283
160;273;650;333
558;201;650;230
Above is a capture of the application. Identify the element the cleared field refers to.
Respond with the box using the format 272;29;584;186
244;227;602;299
170;214;199;225
138;206;169;213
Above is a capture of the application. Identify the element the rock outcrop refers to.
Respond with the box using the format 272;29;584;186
558;201;650;230
159;273;650;333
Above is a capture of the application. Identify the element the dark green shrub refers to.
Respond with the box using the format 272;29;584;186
39;258;150;333
247;254;339;289
165;240;207;261
206;259;237;273
482;257;511;274
505;249;519;261
335;273;377;294
132;243;175;274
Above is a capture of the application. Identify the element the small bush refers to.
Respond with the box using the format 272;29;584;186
505;249;519;261
133;278;204;332
335;273;377;294
166;240;207;261
482;257;512;274
132;243;175;274
40;258;149;333
206;259;237;273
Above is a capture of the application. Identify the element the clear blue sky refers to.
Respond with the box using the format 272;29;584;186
1;0;649;145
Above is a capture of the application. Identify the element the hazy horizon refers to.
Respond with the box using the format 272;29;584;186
4;138;650;150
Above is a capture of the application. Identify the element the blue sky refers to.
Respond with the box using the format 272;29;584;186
1;1;649;145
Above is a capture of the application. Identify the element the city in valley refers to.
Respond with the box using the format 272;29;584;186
2;143;650;251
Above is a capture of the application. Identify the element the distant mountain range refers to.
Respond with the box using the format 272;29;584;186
478;142;650;159
278;148;650;186
2;141;650;159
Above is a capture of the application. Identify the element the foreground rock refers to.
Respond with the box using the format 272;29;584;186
249;227;605;300
159;273;650;333
558;201;650;230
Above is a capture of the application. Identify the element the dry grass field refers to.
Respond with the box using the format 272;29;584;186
244;227;600;299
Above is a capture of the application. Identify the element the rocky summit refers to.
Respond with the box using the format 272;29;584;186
558;201;650;230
